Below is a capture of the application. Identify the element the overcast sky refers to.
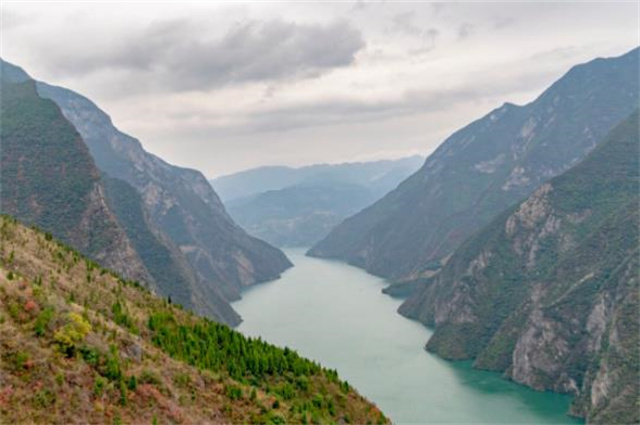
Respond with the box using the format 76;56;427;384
1;1;638;177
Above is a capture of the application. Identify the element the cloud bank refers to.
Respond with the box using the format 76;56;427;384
1;2;636;176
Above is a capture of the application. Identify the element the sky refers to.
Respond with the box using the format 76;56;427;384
1;1;638;177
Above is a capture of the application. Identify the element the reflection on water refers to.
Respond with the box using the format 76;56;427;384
234;249;583;424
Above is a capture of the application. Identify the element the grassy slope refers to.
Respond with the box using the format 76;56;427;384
0;216;387;425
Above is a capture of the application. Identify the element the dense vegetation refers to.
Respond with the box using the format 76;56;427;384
0;215;388;424
399;111;640;424
0;73;97;248
309;47;640;285
0;60;149;284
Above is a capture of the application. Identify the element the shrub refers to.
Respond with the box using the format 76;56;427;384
103;345;122;381
33;389;56;408
53;312;92;357
34;307;54;337
139;369;161;386
225;384;243;401
126;375;137;391
173;372;191;388
119;380;128;406
11;351;30;371
93;375;107;397
79;346;100;366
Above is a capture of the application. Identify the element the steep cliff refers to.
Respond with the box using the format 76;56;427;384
400;111;639;423
34;75;292;321
309;48;640;284
0;62;150;285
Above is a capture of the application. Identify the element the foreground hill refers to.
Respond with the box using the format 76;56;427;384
309;48;639;284
0;216;388;424
215;157;423;247
400;111;639;424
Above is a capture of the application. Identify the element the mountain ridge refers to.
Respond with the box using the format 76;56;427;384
0;62;151;287
0;58;292;326
211;156;424;203
308;47;640;283
219;157;424;247
34;73;292;325
400;110;640;424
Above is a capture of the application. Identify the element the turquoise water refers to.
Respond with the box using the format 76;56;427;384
233;249;583;424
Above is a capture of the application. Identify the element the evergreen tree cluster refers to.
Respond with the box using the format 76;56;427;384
148;311;326;383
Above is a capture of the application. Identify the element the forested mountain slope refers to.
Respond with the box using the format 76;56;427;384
400;111;640;424
309;48;639;284
0;62;150;286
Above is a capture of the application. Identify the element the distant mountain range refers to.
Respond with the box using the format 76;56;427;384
0;59;292;326
309;48;640;283
212;157;423;247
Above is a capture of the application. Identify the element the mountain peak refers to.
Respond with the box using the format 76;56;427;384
309;47;640;282
0;58;31;83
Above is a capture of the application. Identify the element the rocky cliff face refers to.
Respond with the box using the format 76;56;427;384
399;112;640;424
309;48;640;284
0;61;150;285
1;59;290;325
35;80;292;325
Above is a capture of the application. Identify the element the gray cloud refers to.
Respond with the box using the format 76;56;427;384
457;23;474;40
1;8;29;31
388;11;439;54
3;1;635;176
215;64;564;135
38;18;365;93
493;17;516;30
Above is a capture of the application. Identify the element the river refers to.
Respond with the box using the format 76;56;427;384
233;248;582;424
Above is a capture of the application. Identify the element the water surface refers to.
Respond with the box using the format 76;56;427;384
234;249;582;424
